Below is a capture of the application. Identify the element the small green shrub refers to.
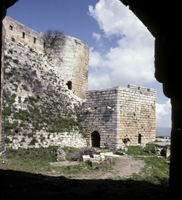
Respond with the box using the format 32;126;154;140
13;59;19;64
4;137;11;144
21;138;26;143
18;96;21;103
11;37;15;42
28;133;35;138
8;49;13;54
144;143;156;153
6;146;59;162
4;55;12;60
29;137;38;145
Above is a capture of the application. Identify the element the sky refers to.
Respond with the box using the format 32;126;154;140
6;0;171;128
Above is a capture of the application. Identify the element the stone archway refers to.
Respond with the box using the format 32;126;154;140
91;131;100;147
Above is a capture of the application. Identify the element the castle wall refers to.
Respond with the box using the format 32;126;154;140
118;85;156;146
80;88;119;149
81;85;156;149
6;131;87;149
3;16;44;53
3;16;89;99
50;36;89;99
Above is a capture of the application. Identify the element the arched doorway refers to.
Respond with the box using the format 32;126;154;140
91;131;100;147
66;81;72;90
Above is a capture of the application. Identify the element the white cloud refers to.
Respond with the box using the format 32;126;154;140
88;0;155;90
88;72;111;90
92;32;101;42
156;100;171;127
89;47;104;68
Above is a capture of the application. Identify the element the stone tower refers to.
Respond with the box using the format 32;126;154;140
49;35;89;99
3;16;89;99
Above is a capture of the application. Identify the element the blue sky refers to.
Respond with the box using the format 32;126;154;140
6;0;171;128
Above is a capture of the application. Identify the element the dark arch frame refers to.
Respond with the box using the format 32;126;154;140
1;0;182;198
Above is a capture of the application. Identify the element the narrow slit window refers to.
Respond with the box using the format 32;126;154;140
34;37;36;44
9;25;13;31
22;32;25;39
66;81;72;90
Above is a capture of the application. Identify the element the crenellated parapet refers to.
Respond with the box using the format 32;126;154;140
3;16;44;53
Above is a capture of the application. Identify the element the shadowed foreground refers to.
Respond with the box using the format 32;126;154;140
0;169;168;200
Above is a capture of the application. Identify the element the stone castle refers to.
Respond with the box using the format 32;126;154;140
2;16;156;150
3;16;89;100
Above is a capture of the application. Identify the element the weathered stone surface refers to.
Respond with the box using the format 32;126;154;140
56;148;66;161
2;16;156;153
95;149;101;154
3;16;89;100
2;17;87;150
105;157;113;164
91;160;99;170
161;147;171;157
80;85;156;149
82;155;90;162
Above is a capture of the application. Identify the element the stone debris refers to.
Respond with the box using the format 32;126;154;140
82;154;105;162
105;157;113;164
90;161;99;170
81;153;116;169
95;149;101;154
82;155;90;162
56;148;66;161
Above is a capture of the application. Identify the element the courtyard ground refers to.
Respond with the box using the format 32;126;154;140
0;147;169;200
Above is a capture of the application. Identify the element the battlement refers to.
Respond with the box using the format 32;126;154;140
128;84;156;96
87;84;156;98
3;16;44;52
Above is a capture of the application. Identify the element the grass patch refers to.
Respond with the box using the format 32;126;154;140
6;146;59;162
130;156;170;186
118;145;156;156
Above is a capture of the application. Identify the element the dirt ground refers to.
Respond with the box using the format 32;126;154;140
0;155;168;200
49;155;145;179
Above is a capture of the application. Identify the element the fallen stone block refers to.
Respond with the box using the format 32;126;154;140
100;155;105;161
161;147;171;157
56;148;66;161
89;158;97;162
82;155;90;162
91;161;99;170
105;157;113;164
93;154;101;161
95;149;101;154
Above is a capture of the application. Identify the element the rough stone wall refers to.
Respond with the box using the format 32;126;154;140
3;16;89;100
6;131;87;149
118;85;156;147
79;88;119;149
50;36;89;99
3;16;44;53
0;24;6;156
80;85;156;149
3;35;87;150
0;125;6;157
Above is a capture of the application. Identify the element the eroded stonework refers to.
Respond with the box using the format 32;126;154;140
3;16;89;99
79;85;156;149
2;16;156;151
